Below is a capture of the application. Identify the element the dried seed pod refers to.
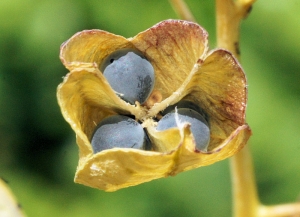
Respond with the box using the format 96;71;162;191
57;19;251;192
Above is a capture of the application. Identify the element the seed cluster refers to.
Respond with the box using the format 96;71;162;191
92;49;210;153
57;20;251;191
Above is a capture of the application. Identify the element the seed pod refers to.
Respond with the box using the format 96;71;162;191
57;19;251;191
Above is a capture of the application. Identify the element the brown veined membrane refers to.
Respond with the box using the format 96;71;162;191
57;20;251;191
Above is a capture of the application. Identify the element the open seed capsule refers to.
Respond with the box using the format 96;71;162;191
57;19;251;191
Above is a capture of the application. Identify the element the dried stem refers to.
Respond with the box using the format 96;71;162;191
169;0;300;216
216;1;259;215
216;0;300;216
229;147;259;217
216;0;259;214
169;0;195;22
216;0;254;58
259;203;300;217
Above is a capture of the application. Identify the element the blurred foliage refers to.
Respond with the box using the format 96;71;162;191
0;0;299;216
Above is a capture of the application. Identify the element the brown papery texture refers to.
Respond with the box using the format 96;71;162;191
57;20;251;191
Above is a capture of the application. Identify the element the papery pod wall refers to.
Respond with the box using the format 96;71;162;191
57;20;251;191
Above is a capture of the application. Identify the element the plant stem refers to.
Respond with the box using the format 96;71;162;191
230;147;260;217
216;1;259;216
259;203;300;217
169;0;195;22
169;0;300;216
216;0;300;217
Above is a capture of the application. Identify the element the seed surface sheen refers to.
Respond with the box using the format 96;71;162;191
102;50;155;104
91;115;148;153
157;108;210;151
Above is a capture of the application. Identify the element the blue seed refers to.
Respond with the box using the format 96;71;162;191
162;101;208;119
91;115;150;153
101;49;155;104
157;108;210;151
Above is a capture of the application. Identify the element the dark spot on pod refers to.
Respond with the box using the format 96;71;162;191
234;42;240;55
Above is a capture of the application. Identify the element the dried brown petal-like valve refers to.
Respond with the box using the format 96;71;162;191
57;20;251;192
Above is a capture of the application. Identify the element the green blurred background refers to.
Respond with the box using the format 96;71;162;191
1;0;299;216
